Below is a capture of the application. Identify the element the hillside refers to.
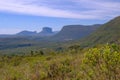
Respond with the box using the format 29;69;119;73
80;16;120;47
0;44;120;80
52;24;101;41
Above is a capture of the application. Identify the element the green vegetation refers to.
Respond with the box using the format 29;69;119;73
0;16;120;80
0;44;120;80
80;16;120;47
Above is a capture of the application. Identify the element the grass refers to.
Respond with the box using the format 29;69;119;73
0;44;120;80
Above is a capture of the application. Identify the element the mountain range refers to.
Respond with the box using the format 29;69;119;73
0;24;101;40
16;27;58;37
0;16;120;52
0;27;58;38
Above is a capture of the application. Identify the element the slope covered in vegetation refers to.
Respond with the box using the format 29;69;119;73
0;44;120;80
80;16;120;47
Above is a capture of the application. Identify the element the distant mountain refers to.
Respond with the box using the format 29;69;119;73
16;30;37;36
39;27;57;36
15;27;58;37
51;24;101;41
40;27;52;33
0;34;12;38
80;16;120;47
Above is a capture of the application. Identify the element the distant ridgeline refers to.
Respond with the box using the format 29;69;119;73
0;24;101;51
16;27;58;37
0;24;101;40
51;24;101;41
0;16;120;52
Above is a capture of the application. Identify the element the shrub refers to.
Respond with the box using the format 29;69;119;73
81;44;120;80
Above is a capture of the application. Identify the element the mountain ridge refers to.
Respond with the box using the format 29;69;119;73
51;24;101;41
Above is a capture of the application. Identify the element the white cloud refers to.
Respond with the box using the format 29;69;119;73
0;0;120;19
71;0;120;18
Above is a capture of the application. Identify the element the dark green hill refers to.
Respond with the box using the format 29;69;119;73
80;16;120;47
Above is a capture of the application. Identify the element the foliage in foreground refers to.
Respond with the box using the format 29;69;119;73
0;44;120;80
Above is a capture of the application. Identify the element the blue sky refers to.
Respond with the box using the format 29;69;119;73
0;0;120;34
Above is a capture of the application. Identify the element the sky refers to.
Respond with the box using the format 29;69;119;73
0;0;120;34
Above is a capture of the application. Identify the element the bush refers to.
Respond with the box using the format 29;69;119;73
81;44;120;80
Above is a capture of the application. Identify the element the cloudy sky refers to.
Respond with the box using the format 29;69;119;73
0;0;120;34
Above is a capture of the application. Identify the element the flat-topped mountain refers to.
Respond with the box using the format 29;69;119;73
52;24;101;41
39;27;56;36
40;27;53;34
